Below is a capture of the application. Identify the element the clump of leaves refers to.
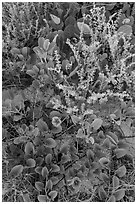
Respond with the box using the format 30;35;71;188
3;2;135;202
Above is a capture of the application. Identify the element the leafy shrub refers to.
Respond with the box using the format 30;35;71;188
2;2;135;202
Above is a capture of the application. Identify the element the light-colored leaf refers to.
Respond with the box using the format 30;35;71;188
114;189;125;201
113;176;119;188
13;115;22;121
22;193;31;202
42;166;49;178
25;142;34;155
71;115;80;124
50;14;60;24
48;190;58;200
91;118;103;130
26;158;36;168
46;179;53;190
9;165;23;177
76;128;85;138
114;148;127;158
106;132;118;145
38;37;45;49
117;25;132;36
36;119;49;132
107;195;116;202
99;157;110;166
45;154;52;164
37;195;47;202
116;165;126;177
43;39;50;51
120;121;132;137
51;164;60;172
44;138;57;148
35;181;44;191
77;22;91;34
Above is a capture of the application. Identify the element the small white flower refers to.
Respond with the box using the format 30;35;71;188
52;116;61;127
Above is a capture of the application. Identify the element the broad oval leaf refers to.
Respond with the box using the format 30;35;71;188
91;118;103;131
98;185;107;200
107;195;116;202
115;165;126;177
25;142;34;155
114;148;127;158
76;128;85;138
35;166;42;174
37;195;47;202
114;189;125;201
11;47;21;55
43;39;50;51
117;25;132;36
13;115;22;121
44;138;57;148
86;149;94;160
61;154;70;163
45;153;52;164
42;166;49;178
38;37;45;49
99;157;110;166
51;164;60;172
50;14;60;24
100;173;109;183
48;190;58;200
49;110;62;118
113;175;119;188
36;119;49;132
26;158;36;168
107;132;118;145
9;165;23;178
51;125;62;133
77;22;91;34
50;176;59;185
35;181;44;191
60;144;68;154
71;115;80;124
21;47;28;57
102;138;111;149
46;179;53;190
22;193;31;202
117;140;129;149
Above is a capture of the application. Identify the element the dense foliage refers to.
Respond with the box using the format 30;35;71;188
2;2;135;202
